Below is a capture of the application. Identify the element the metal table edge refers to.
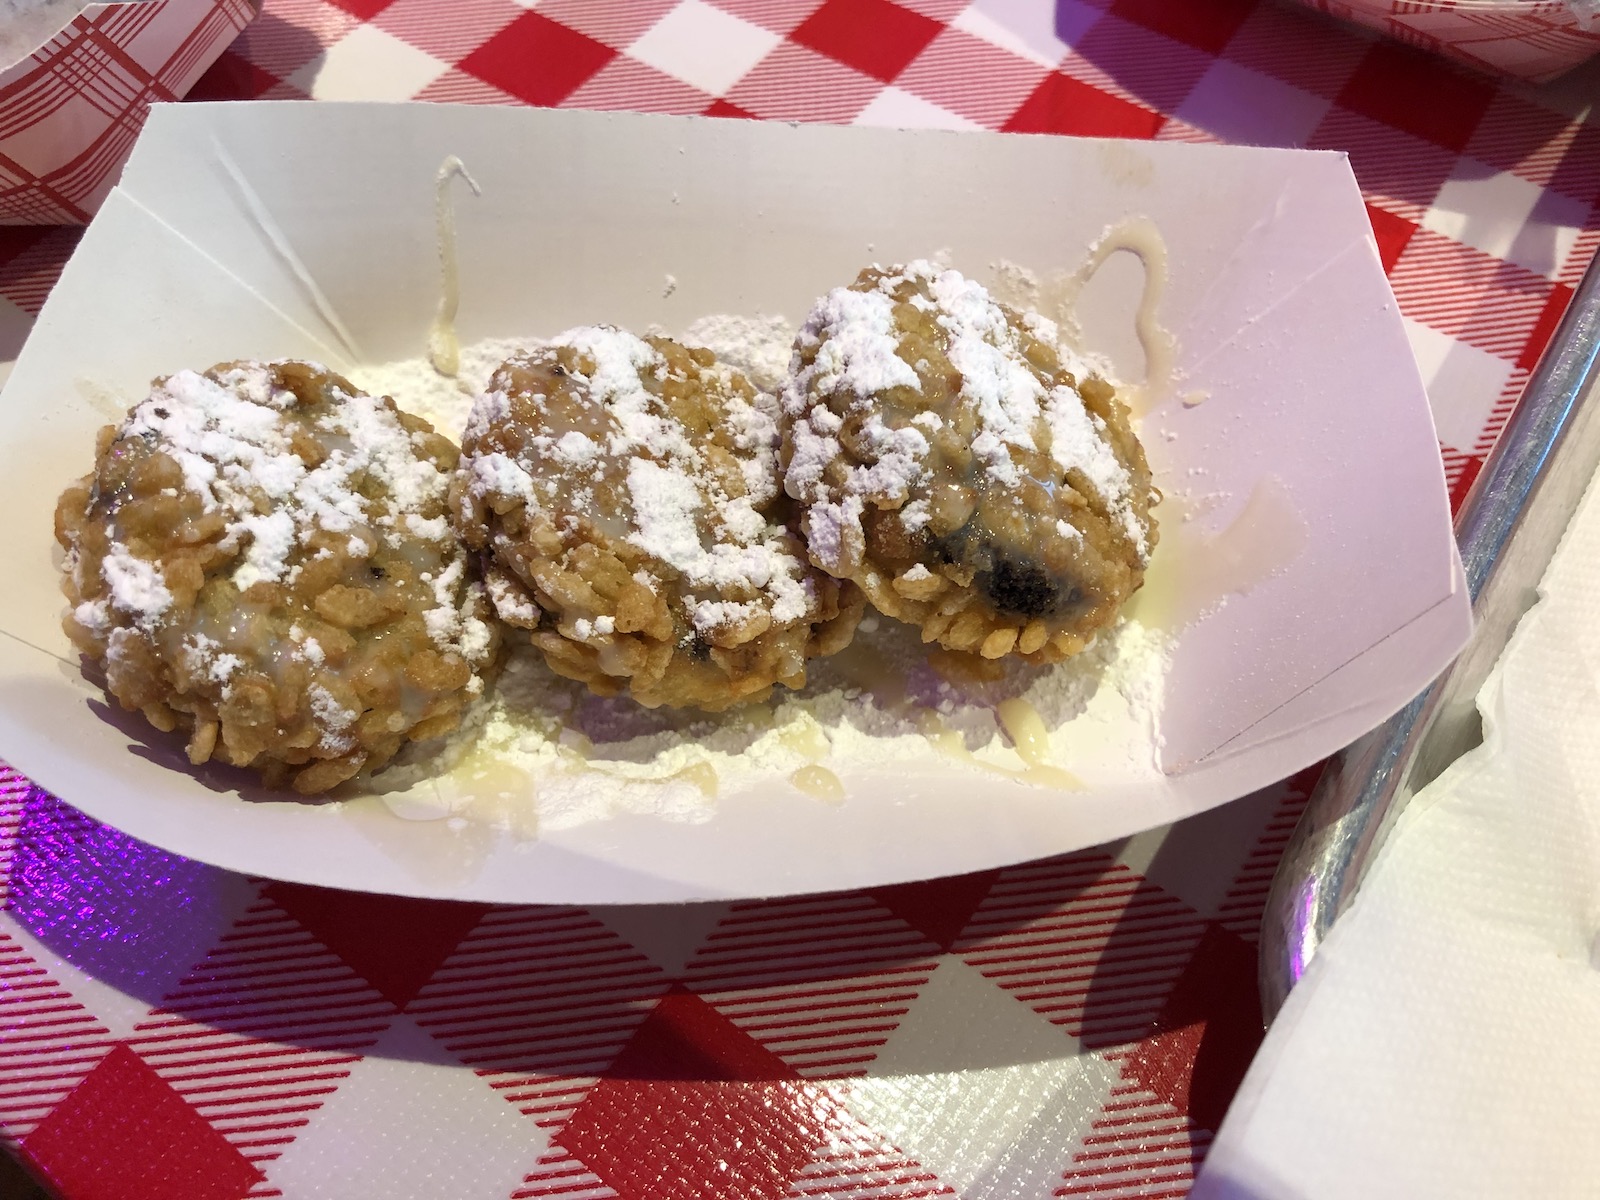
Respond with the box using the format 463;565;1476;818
1257;251;1600;1024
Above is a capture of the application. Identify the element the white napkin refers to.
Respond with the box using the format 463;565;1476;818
1193;468;1600;1200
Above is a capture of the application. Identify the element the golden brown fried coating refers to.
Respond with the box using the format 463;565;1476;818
453;328;859;711
782;261;1156;662
55;360;499;794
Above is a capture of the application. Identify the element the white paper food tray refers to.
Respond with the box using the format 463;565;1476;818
0;102;1471;903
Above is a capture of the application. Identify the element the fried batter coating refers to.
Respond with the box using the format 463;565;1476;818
55;361;500;794
453;328;859;710
782;262;1156;662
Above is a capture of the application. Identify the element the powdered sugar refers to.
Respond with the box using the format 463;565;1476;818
180;633;241;686
289;624;325;666
572;615;616;640
423;556;493;678
681;313;794;393
84;362;492;676
926;263;1043;454
625;457;706;570
100;547;172;628
782;261;1148;570
307;683;357;752
1043;386;1144;556
796;287;921;398
351;300;1164;831
535;332;674;486
232;509;295;591
127;365;418;579
352;336;529;437
553;431;598;465
386;614;1168;833
466;453;536;505
72;599;111;637
459;326;816;639
351;320;797;447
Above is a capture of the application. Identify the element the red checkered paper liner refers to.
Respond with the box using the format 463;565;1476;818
0;0;260;224
1305;0;1600;83
0;0;1597;1196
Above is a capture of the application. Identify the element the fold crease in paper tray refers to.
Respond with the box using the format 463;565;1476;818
0;0;258;224
0;103;1472;904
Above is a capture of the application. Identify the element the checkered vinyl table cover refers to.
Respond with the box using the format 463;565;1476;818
0;1;1596;1197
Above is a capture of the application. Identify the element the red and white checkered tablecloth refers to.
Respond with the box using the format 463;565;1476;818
0;2;1595;1197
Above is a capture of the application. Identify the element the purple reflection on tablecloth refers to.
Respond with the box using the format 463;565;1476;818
8;789;244;1001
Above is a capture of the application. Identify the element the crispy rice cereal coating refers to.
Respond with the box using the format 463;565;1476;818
54;361;500;795
453;327;861;711
782;262;1157;663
